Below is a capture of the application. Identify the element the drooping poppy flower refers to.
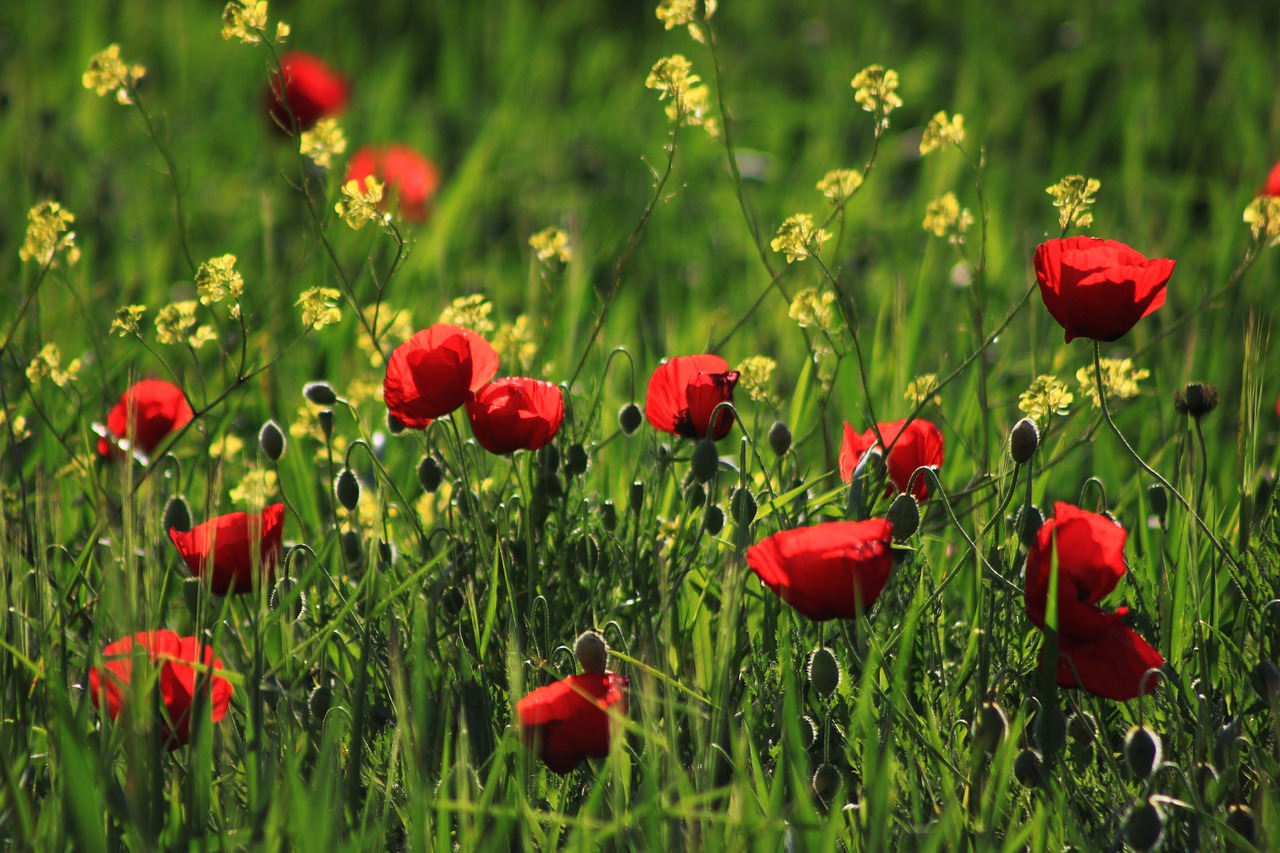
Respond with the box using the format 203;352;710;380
745;518;895;621
1024;502;1164;701
516;672;628;774
344;144;442;223
839;418;944;502
1264;159;1280;197
168;503;284;595
88;630;233;748
1033;237;1175;343
97;379;193;459
644;354;740;440
383;324;500;429
465;378;564;455
266;51;349;133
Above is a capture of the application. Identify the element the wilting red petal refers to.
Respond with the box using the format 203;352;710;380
345;144;441;223
383;324;499;429
168;503;284;595
98;379;193;459
1034;236;1175;343
465;378;564;455
266;52;349;133
746;519;895;621
516;672;628;774
644;354;739;440
839;419;944;501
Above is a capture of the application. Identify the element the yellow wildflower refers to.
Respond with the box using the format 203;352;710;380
25;343;80;388
919;111;965;155
1075;358;1149;408
922;193;973;243
0;410;30;443
110;305;147;337
1018;375;1074;423
770;213;831;263
851;65;902;129
788;287;839;334
300;118;346;170
155;300;216;348
905;374;941;408
195;254;244;305
737;356;777;404
19;201;79;266
83;45;146;105
210;434;244;459
493;316;538;371
655;0;697;29
296;287;342;331
816;169;864;206
221;1;269;43
230;468;278;508
1244;196;1280;247
438;294;495;335
529;227;572;263
1045;175;1100;232
335;178;390;231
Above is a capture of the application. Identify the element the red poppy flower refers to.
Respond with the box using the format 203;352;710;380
839;418;944;502
1024;502;1164;701
97;379;193;459
516;672;628;774
383;324;500;429
644;354;740;440
1033;237;1175;343
465;378;564;455
266;52;349;133
168;503;284;595
345;144;442;223
88;630;233;748
1264;159;1280;197
745;519;895;621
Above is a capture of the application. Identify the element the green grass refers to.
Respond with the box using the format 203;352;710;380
3;0;1280;849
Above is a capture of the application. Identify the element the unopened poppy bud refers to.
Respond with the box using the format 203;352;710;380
768;420;792;457
341;530;362;565
1013;748;1043;789
973;703;1007;754
1124;800;1165;852
378;540;396;567
656;443;672;464
258;420;286;461
601;500;618;531
574;629;609;674
807;648;841;697
270;577;307;622
704;504;725;535
1124;725;1162;779
1173;381;1219;418
182;576;203;616
691;439;719;483
1066;712;1098;762
686;482;706;510
385;412;406;435
303;381;338;405
812;763;843;803
318;408;335;440
1147;484;1168;519
1225;804;1256;845
730;487;757;526
618;403;643;435
417;456;442;493
1016;504;1044;546
886;493;920;539
308;683;333;723
163;494;192;533
574;535;601;572
335;469;361;511
1008;417;1039;465
564;443;589;477
1250;660;1280;703
629;481;645;516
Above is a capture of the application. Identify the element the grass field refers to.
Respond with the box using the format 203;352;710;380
4;0;1280;849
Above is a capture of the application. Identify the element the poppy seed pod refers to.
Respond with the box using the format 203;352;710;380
1124;726;1162;779
1013;748;1044;789
417;456;442;493
574;630;609;674
1008;417;1039;465
972;703;1008;754
1123;800;1165;852
618;403;643;435
807;648;841;697
162;494;192;534
335;469;361;511
1173;381;1219;418
303;381;338;405
258;420;286;461
886;493;920;540
768;420;792;457
691;439;719;484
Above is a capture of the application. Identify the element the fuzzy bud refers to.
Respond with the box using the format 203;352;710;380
163;494;192;534
317;408;335;441
1015;504;1044;547
417;456;442;493
308;683;333;723
1013;749;1043;789
1124;800;1165;852
730;487;757;527
564;443;589;477
258;420;286;461
1124;725;1162;780
574;629;609;674
1147;484;1168;520
1008;417;1039;465
973;703;1008;754
886;493;920;540
270;577;307;622
686;482;706;510
341;530;362;565
629;481;645;516
811;763;843;803
691;439;719;484
768;420;792;457
1173;381;1219;418
303;381;337;405
704;504;725;535
807;648;841;698
335;469;361;511
601;500;618;532
618;403;643;435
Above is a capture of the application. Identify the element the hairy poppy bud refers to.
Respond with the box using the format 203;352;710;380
601;500;617;532
385;412;406;435
618;403;643;435
1124;799;1165;852
303;381;338;405
1013;748;1043;789
270;577;307;622
886;493;920;540
258;420;286;461
417;456;442;493
1067;712;1098;763
1173;381;1219;418
335;469;361;511
574;629;608;674
691;439;719;484
318;408;335;441
730;487;757;527
973;703;1007;754
1008;417;1039;465
686;482;706;510
1147;484;1168;520
564;443;589;477
308;683;333;723
1124;725;1162;779
574;535;601;573
163;494;192;534
629;482;645;516
341;530;362;565
1015;503;1044;546
811;763;843;803
768;420;792;457
807;648;841;698
704;504;725;535
182;576;203;616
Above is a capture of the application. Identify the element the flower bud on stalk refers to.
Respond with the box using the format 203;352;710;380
258;420;286;461
1008;417;1039;465
806;648;841;697
574;629;608;674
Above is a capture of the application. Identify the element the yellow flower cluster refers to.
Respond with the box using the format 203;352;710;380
922;193;973;243
82;45;146;105
19;201;79;266
25;343;80;388
195;254;244;305
851;65;902;129
110;305;147;337
221;1;289;44
1018;375;1074;423
1045;175;1100;232
0;410;30;443
335;178;389;231
905;373;941;408
230;468;279;508
919;111;965;155
210;434;244;458
771;213;831;263
655;0;714;41
644;55;719;137
1244;196;1280;247
296;287;342;331
1075;358;1149;408
300;118;346;170
438;294;495;335
493;316;538;371
737;355;777;404
528;227;572;264
816;169;864;206
155;301;217;348
788;287;839;335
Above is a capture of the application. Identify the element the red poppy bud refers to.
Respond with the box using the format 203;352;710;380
98;379;193;459
516;672;628;774
266;52;349;133
464;378;564;455
168;503;285;595
839;419;944;502
383;324;499;430
344;144;442;223
644;354;739;441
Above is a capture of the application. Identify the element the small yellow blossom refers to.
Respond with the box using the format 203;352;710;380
655;0;696;29
1075;358;1149;408
1244;196;1280;247
110;305;147;337
335;178;390;231
493;316;538;371
25;343;80;388
816;169;864;205
1018;375;1074;423
851;65;902;130
0;410;30;443
788;287;839;335
230;468;279;508
195;254;244;305
356;305;414;368
296;287;342;331
210;434;244;459
155;300;216;348
919;111;965;155
771;213;831;263
1045;175;1100;232
19;201;79;266
83;45;146;105
922;193;973;243
529;227;572;263
300;118;346;170
275;21;291;42
737;356;777;404
221;1;269;43
645;55;718;136
438;294;495;335
905;373;941;408
645;55;696;98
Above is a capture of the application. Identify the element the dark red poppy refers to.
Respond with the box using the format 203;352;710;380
383;324;500;429
345;144;441;223
1264;159;1280;197
516;672;628;774
266;52;349;133
839;418;944;502
168;503;284;595
644;354;740;440
98;379;193;459
88;630;233;748
745;519;895;621
465;378;564;455
1024;502;1164;701
1033;237;1175;343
